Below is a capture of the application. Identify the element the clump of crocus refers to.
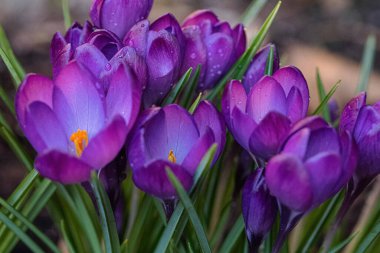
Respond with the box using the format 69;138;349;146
265;116;357;253
222;66;309;160
127;101;225;216
181;10;246;90
124;14;184;107
242;168;277;252
90;0;153;39
15;62;141;183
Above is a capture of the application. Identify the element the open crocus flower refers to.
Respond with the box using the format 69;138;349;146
340;92;380;181
15;62;141;183
127;101;225;202
90;0;153;39
266;116;357;213
222;66;309;160
124;14;184;107
181;10;246;90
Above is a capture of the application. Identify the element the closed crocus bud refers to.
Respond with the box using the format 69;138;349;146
242;168;277;252
127;101;225;216
222;66;309;160
243;44;280;93
86;29;123;60
266;116;357;213
90;0;153;39
181;10;246;90
340;92;380;181
124;15;184;107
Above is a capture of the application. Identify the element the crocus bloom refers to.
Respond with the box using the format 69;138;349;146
242;168;277;251
127;101;225;201
90;0;153;39
222;66;309;160
340;92;380;181
242;44;280;93
15;61;141;183
124;14;184;107
181;10;246;90
266;116;357;212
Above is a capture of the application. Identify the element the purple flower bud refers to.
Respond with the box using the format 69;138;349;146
266;116;357;212
328;99;340;123
124;15;184;107
90;0;153;39
243;44;280;93
340;92;380;180
242;168;277;251
127;101;225;201
15;62;142;183
222;66;309;160
181;10;246;90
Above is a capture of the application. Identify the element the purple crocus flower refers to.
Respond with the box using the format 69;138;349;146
127;101;225;205
266;116;357;212
90;0;153;39
15;61;141;183
181;10;246;90
340;92;380;181
222;66;309;160
242;168;277;252
124;14;184;107
242;44;280;93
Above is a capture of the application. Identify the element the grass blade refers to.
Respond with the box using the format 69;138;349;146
0;85;15;115
219;215;245;253
91;173;121;253
163;68;193;105
60;220;77;253
166;169;212;253
328;233;357;253
183;65;201;108
242;0;268;26
61;0;72;29
265;45;275;76
316;68;331;122
356;217;380;253
312;81;340;116
0;198;60;253
357;35;376;92
188;92;203;114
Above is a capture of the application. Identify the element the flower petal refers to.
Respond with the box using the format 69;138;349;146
221;80;247;125
286;86;304;123
50;32;71;78
74;43;108;77
230;107;257;151
304;127;340;160
232;24;246;59
132;160;193;200
282;128;311;160
35;150;92;184
123;20;149;56
182;10;219;28
339;92;366;134
266;153;313;212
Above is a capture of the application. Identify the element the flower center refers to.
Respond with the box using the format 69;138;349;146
168;150;176;163
70;129;88;157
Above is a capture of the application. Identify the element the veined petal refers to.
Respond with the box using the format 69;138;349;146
221;80;247;125
286;86;304;123
74;43;108;78
183;10;219;28
339;92;366;134
304;127;340;160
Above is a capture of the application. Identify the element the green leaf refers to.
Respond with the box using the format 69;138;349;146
192;144;217;188
265;45;275;76
0;212;44;253
0;198;60;253
6;169;39;206
188;92;203;114
356;217;380;253
166;168;212;253
219;215;245;253
242;0;268;26
328;233;357;253
60;220;77;253
153;198;168;226
163;68;193;105
183;65;201;108
61;0;72;29
91;173;121;253
0;85;15;115
312;81;340;116
315;68;331;122
357;34;376;92
207;1;282;101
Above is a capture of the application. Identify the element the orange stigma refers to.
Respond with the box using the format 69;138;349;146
168;150;176;163
70;129;88;157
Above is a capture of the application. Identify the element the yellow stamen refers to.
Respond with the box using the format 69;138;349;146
168;150;176;163
70;129;88;157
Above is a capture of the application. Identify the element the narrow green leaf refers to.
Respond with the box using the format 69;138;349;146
91;173;120;253
0;85;15;115
242;0;268;26
328;233;357;253
219;215;245;253
153;198;168;226
356;217;380;253
166;169;211;253
61;0;72;29
0;198;60;253
163;68;193;105
312;81;340;116
183;65;201;108
192;144;217;187
207;1;282;101
6;169;39;206
316;68;331;122
60;220;77;253
357;35;376;92
0;212;44;253
265;45;275;76
0;111;12;132
0;48;22;85
188;92;203;114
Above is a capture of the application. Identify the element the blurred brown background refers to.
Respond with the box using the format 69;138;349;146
0;0;379;251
